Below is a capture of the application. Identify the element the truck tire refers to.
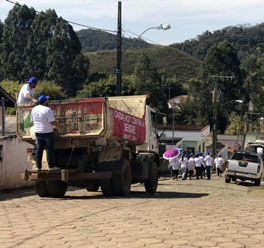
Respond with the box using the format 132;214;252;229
35;181;49;197
225;178;231;183
254;178;261;186
144;161;158;193
86;182;99;192
46;180;68;198
101;179;113;196
112;159;131;196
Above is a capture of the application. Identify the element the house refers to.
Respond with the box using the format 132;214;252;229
158;124;210;155
0;87;33;190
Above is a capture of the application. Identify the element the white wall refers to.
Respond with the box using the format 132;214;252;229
0;135;33;189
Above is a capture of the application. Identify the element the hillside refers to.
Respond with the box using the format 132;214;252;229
76;29;151;52
86;46;201;82
170;23;264;60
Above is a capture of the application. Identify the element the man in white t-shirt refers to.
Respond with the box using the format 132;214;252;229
17;77;38;104
188;154;195;180
204;152;213;180
214;154;224;177
31;95;62;170
194;153;202;179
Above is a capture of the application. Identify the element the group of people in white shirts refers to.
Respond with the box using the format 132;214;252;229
169;152;224;180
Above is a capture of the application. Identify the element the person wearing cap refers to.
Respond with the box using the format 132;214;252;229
188;154;195;180
194;153;202;179
204;152;213;180
214;154;224;177
199;153;205;179
30;95;62;171
17;77;38;104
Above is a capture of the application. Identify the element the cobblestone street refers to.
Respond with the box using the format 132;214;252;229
0;175;264;248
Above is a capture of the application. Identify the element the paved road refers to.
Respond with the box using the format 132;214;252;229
0;175;264;248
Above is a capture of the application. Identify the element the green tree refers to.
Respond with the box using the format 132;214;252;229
0;5;36;81
34;81;68;100
134;53;166;111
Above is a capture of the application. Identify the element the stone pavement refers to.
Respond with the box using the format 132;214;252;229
0;175;264;248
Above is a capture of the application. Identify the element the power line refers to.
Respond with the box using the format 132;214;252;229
5;0;117;34
122;24;163;45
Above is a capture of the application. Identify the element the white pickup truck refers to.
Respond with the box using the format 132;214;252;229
225;152;263;186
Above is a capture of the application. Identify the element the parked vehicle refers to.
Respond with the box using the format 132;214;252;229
17;95;164;197
225;151;263;186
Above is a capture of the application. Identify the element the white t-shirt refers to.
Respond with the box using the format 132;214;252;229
199;156;204;164
17;84;34;104
31;105;55;133
194;157;201;167
170;157;180;170
188;158;194;170
204;155;213;166
214;157;223;168
180;157;188;168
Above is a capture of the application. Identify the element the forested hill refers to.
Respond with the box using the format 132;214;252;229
86;46;201;82
170;23;264;60
76;29;151;52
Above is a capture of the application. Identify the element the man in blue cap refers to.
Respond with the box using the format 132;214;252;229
30;95;62;171
204;152;213;180
17;77;38;104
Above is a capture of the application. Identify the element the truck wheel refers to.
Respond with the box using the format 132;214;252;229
112;159;131;196
144;161;158;193
254;178;261;186
225;178;231;183
46;180;68;198
101;179;113;196
35;181;49;197
231;177;236;182
86;183;99;192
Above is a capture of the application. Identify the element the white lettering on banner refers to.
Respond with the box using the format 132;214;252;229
124;123;136;135
114;109;145;142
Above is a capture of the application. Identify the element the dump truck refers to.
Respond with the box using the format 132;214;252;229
17;95;163;197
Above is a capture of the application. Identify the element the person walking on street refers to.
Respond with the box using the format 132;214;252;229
204;152;213;180
169;156;180;180
194;153;202;179
31;95;62;171
180;154;188;180
188;154;195;180
199;153;205;179
17;77;38;104
214;154;224;177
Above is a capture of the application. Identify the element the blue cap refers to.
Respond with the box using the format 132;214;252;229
38;95;50;104
206;152;210;155
28;77;38;84
195;153;200;156
189;153;193;156
218;154;222;157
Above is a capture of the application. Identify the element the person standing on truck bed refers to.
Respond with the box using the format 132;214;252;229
30;95;62;171
17;77;38;104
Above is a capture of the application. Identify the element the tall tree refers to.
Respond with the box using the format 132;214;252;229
0;5;36;81
134;53;166;111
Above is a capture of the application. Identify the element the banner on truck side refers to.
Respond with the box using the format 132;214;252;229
112;108;146;144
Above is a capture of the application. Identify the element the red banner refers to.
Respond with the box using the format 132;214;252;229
113;109;146;144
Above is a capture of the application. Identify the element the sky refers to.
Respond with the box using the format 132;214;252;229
1;0;264;45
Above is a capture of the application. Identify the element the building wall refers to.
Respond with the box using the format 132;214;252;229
0;136;33;189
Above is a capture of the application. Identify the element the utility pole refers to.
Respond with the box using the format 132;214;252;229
210;75;235;159
1;97;5;136
116;1;122;96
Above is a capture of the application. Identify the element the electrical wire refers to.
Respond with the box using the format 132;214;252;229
122;24;163;46
5;0;117;34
